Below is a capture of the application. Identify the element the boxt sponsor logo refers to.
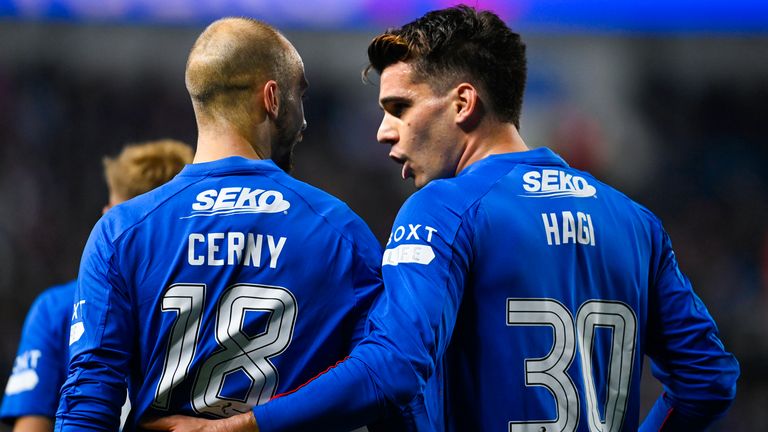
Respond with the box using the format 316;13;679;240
520;169;597;198
184;187;290;218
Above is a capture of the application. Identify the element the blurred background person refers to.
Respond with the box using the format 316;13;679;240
0;140;193;432
0;1;766;430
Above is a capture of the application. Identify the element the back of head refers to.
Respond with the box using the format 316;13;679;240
103;139;194;202
185;17;295;124
366;5;527;128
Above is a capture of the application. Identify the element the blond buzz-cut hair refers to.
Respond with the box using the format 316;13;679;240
185;17;295;125
103;139;194;202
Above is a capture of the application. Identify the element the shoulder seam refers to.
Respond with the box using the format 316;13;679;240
266;174;378;312
268;174;370;254
110;175;211;246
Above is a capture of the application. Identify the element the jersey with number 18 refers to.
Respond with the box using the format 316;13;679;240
55;157;383;431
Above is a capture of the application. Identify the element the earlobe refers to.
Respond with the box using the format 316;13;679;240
263;80;280;119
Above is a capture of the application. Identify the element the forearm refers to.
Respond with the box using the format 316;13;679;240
225;412;258;432
141;411;258;432
146;359;387;432
640;392;734;432
13;415;53;432
55;363;127;431
253;356;387;432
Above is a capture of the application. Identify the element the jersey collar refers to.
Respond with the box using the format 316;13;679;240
178;156;283;177
460;147;569;177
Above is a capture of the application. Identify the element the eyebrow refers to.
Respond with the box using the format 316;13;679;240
378;95;410;108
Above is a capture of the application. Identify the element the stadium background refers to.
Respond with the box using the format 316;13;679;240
0;0;766;429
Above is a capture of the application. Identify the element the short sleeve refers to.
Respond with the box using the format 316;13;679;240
1;283;73;422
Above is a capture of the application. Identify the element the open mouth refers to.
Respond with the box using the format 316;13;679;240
389;153;412;180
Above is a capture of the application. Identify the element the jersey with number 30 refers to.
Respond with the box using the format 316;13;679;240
55;157;383;431
253;148;738;432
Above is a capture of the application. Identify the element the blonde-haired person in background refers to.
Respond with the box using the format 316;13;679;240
0;139;193;432
103;139;194;211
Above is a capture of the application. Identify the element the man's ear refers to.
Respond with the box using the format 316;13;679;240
263;80;280;119
454;83;482;129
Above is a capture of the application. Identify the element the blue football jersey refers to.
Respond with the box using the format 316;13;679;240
1;280;75;423
253;148;738;431
55;157;383;431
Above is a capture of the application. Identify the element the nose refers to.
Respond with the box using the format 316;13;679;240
377;116;398;145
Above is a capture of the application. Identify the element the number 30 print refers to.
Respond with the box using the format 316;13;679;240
506;298;636;432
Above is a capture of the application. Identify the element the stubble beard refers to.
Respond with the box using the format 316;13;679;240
271;139;295;173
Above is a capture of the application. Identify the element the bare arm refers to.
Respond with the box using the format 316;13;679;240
13;416;53;432
142;412;257;432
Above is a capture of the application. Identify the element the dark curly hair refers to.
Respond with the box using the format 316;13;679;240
365;5;527;129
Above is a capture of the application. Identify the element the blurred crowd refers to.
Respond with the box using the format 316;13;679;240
0;25;766;430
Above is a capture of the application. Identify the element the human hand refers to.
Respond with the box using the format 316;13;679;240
142;412;258;432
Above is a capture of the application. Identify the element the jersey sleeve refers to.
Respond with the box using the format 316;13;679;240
55;218;133;431
345;216;385;349
253;188;473;431
0;286;71;422
640;222;739;431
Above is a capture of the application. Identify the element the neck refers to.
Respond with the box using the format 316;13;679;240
193;122;270;164
455;121;529;175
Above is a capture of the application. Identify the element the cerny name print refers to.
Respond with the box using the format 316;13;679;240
187;232;287;268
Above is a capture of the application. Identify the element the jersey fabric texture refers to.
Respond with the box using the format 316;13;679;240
253;147;739;431
55;157;383;431
1;280;75;423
